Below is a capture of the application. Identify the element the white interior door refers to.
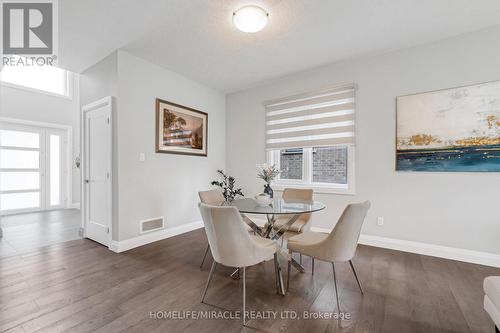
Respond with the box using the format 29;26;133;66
83;97;112;246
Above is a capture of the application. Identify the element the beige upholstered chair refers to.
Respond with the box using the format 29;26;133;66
198;189;253;269
272;188;314;235
484;276;500;333
287;201;371;312
198;190;225;269
199;203;282;325
199;189;225;206
269;188;314;264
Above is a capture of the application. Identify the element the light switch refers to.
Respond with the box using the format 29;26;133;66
139;153;146;162
376;217;384;226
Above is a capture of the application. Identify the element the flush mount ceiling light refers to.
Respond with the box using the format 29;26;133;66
233;5;269;33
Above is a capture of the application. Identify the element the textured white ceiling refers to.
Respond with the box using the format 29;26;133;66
59;0;500;93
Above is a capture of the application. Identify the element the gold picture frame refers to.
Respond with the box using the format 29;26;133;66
155;98;208;156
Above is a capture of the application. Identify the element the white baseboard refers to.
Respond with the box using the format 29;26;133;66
106;222;500;267
109;220;203;253
68;202;81;209
310;227;500;268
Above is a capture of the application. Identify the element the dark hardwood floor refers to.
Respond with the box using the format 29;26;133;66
1;228;498;333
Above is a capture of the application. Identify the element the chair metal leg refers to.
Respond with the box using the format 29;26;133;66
299;253;302;265
201;261;217;303
242;266;246;326
273;253;279;292
290;257;306;273
200;244;210;269
287;250;292;291
273;253;285;295
230;267;240;279
331;262;340;313
349;259;364;295
312;258;315;275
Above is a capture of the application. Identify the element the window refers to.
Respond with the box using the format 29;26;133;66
0;56;72;98
279;148;303;180
312;146;348;184
265;84;356;194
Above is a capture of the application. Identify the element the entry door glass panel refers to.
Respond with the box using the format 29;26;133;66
0;130;39;148
0;128;42;212
0;192;40;210
0;149;40;169
49;134;61;206
0;171;39;191
0;125;67;213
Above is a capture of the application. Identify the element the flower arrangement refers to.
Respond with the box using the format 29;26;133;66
211;170;244;202
257;164;281;185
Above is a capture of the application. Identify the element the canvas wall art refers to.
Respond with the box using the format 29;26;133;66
155;98;208;156
396;81;500;172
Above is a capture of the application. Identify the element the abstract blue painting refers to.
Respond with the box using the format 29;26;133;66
396;81;500;172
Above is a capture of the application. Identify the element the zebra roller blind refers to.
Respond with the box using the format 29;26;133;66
265;84;356;150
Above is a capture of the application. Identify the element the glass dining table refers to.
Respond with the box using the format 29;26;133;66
228;197;326;295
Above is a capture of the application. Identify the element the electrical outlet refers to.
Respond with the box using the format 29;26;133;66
139;153;146;162
376;217;384;226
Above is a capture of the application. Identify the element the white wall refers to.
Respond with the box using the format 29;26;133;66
116;51;225;241
226;26;500;255
0;75;81;206
80;52;118;106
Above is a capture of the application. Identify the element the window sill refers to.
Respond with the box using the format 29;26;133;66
271;183;355;195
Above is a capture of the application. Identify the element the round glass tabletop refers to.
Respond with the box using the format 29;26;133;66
229;198;326;215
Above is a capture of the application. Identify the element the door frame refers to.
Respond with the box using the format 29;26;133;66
0;117;73;215
81;96;113;247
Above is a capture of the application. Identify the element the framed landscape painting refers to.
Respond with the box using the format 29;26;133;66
155;98;208;156
396;81;500;172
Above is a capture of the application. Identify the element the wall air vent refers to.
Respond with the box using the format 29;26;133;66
140;217;164;233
